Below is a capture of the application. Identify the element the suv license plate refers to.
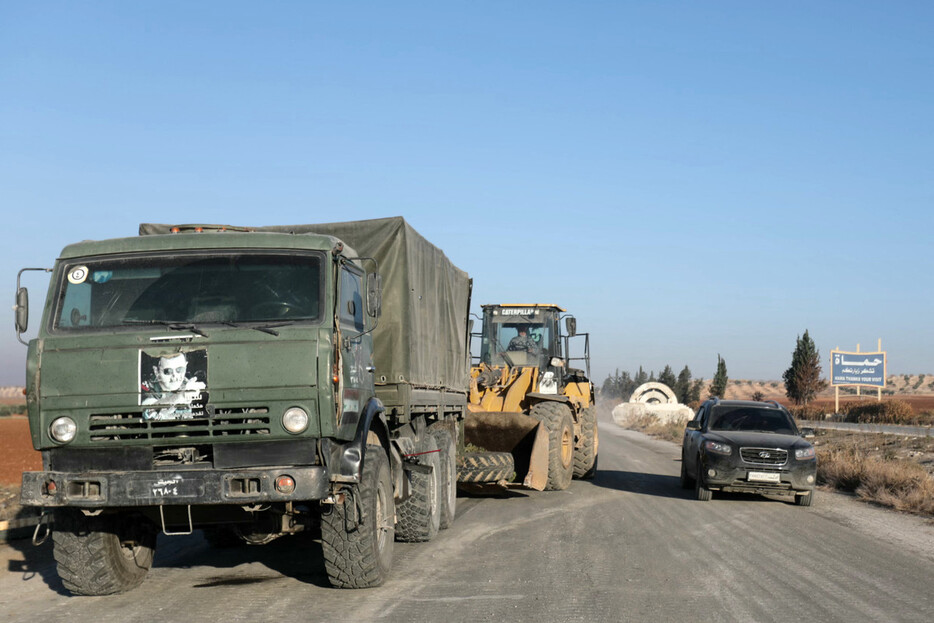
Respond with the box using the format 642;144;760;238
748;471;780;483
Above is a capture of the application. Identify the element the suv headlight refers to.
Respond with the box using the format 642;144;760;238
795;446;816;460
50;417;77;443
704;440;732;456
282;407;309;434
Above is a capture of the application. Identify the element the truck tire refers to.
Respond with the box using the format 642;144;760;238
430;427;457;529
395;437;442;543
321;444;395;588
530;402;574;491
457;452;515;483
52;509;157;596
573;406;598;479
795;491;814;507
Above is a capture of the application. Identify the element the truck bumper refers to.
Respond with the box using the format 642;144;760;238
21;466;329;508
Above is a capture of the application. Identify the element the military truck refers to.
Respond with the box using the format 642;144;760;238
15;217;471;594
463;304;597;490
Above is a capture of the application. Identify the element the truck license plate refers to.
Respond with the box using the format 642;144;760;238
748;471;781;483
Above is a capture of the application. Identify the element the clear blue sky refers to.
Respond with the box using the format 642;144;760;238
2;1;932;387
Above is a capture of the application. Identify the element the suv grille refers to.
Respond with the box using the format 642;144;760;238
89;408;271;442
740;447;788;466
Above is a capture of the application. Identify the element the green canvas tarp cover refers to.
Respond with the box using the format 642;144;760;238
139;217;471;395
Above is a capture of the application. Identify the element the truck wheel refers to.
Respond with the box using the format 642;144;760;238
395;437;442;543
695;457;712;501
795;491;814;507
430;428;457;529
52;509;157;596
573;406;598;479
457;452;515;483
321;444;395;588
530;402;574;491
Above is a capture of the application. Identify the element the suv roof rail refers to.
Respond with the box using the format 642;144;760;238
766;400;781;408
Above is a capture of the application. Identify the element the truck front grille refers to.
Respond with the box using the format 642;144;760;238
89;408;271;442
740;447;788;466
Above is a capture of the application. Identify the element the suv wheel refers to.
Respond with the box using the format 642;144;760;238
694;457;712;501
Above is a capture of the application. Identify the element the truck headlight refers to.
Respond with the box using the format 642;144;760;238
795;446;816;460
703;440;732;456
50;417;77;443
282;407;309;434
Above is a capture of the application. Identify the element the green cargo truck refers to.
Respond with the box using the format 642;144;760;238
15;217;471;593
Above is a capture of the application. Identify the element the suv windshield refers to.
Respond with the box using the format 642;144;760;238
54;252;323;330
709;406;797;435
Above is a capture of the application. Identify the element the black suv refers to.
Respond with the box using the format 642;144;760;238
681;399;817;506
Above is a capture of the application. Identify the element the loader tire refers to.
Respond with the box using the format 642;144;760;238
396;437;442;543
430;427;457;529
457;452;515;483
321;444;394;588
573;406;598;479
530;402;574;491
52;509;157;596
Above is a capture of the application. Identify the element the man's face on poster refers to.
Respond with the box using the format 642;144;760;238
155;353;187;392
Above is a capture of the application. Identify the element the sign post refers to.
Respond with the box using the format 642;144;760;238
830;340;886;413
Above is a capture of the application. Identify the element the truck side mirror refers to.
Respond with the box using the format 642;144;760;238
366;273;382;318
14;287;28;334
565;316;577;337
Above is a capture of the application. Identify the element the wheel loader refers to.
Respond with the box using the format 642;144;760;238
462;304;597;491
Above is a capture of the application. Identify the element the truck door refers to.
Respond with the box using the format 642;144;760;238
338;264;374;427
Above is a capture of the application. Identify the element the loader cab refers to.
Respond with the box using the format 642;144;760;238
478;305;562;369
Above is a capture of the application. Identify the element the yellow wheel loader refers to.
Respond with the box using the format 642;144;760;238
463;304;597;491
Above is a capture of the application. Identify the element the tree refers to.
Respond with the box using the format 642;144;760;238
783;330;827;406
709;354;728;398
675;365;693;403
751;390;765;402
689;378;704;404
658;365;677;390
633;366;648;388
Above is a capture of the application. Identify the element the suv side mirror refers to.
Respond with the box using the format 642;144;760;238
565;316;577;337
14;287;28;334
686;420;700;431
800;427;815;438
366;273;382;318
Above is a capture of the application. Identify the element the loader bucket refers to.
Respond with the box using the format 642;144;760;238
464;411;549;490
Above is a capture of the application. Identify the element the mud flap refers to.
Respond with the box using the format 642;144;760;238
464;411;549;491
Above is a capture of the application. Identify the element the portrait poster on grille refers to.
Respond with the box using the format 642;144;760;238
139;349;209;421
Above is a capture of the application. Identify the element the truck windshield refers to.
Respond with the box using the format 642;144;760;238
53;252;323;330
479;310;557;366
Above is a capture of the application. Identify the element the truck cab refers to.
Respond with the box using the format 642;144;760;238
15;218;467;594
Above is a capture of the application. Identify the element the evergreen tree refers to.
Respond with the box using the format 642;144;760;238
783;330;827;406
675;365;693;403
658;365;677;390
619;371;635;400
689;378;704;404
634;366;648;387
709;354;728;398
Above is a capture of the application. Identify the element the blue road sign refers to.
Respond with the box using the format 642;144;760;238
830;350;886;387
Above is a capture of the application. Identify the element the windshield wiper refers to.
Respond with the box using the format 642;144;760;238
122;319;209;337
219;321;293;336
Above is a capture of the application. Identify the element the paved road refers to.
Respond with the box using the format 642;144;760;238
2;413;933;623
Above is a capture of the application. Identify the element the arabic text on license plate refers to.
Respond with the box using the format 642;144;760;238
748;471;781;483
